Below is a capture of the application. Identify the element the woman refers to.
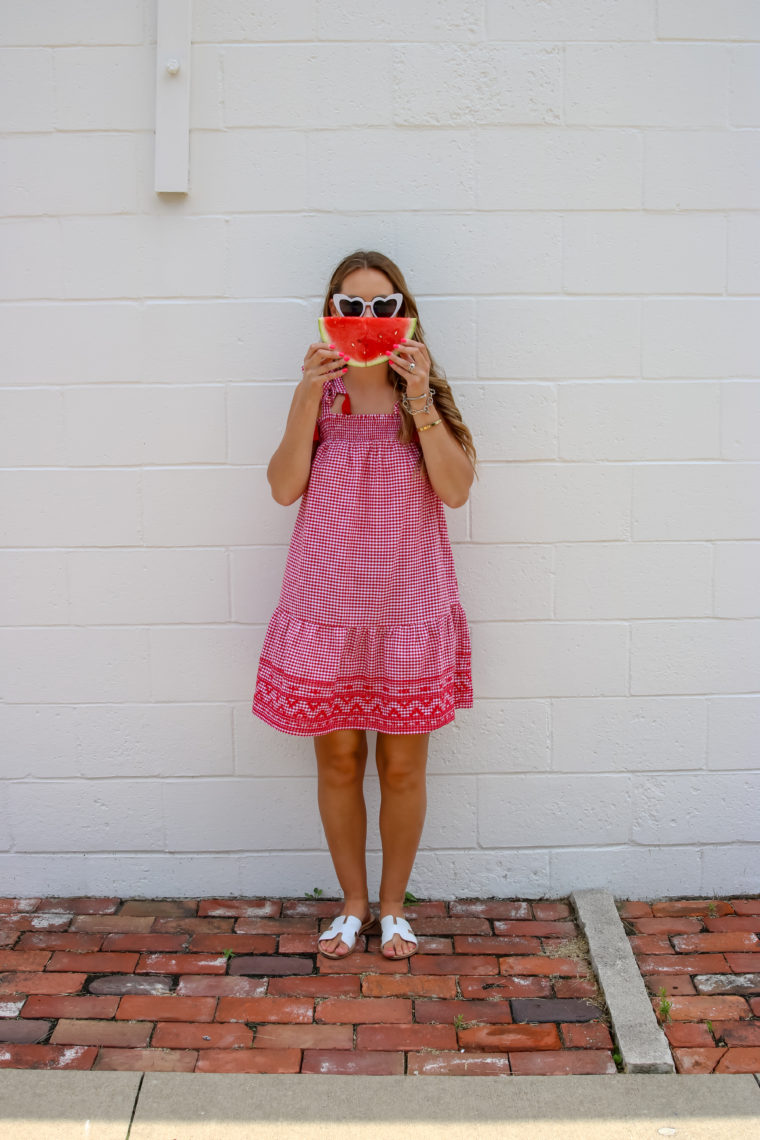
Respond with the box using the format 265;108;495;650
252;250;477;959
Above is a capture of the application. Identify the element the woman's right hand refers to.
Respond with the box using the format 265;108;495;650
299;342;347;400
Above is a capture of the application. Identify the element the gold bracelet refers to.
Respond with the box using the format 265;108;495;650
417;418;442;432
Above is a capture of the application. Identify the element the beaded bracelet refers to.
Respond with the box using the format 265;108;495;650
418;418;442;432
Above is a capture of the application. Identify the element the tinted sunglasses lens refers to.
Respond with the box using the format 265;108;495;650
372;295;400;318
337;296;365;317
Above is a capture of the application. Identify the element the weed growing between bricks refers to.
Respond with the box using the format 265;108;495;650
616;894;760;1075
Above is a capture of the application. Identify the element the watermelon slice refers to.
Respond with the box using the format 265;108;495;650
318;315;417;367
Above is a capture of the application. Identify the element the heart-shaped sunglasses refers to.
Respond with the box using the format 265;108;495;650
332;292;403;318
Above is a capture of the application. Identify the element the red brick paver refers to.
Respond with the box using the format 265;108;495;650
0;895;614;1075
619;895;760;1075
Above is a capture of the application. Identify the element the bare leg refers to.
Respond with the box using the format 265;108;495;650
314;728;371;955
376;731;430;957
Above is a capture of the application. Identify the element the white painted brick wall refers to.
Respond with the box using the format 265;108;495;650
1;1;758;900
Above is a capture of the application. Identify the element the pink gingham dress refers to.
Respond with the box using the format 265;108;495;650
251;372;473;735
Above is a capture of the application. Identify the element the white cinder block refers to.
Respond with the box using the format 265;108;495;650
721;382;760;460
702;846;760;896
163;777;324;851
730;46;760;126
472;621;628;698
2;702;234;778
455;383;556;463
393;45;561;126
0;302;141;385
478;774;632;847
0;48;53;131
233;704;318;777
0;133;140;216
643;300;760;379
308;131;476;212
142;467;299;547
552;696;707;772
68;548;230;625
559;382;720;461
633;463;760;540
395;213;562;297
477;299;640;379
564;213;726;296
0;785;10;851
0;3;144;45
453;544;553;621
714;542;760;617
708;696;760;770
189;45;225;131
64;385;226;466
443;501;468;542
228;384;295;466
230;546;289;623
411;776;477;849
0;470;141;547
188;130;308;214
9;780;163;852
61;216;227;299
417;298;476;379
645;130;760;210
194;1;316;41
54;47;153;130
632;773;760;845
319;0;484;41
566;44;728;127
631;619;760;695
0;388;65;464
427;699;550;774
1;628;150;702
227;214;397;300
150;625;265;702
471;464;631;543
224;45;392;129
139;300;313;383
487;0;653;41
0;218;64;299
728;214;760;294
0;552;68;625
477;129;642;210
549;845;700;899
555;542;712;619
657;0;760;42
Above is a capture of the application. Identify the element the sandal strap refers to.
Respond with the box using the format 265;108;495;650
380;915;418;946
318;913;363;948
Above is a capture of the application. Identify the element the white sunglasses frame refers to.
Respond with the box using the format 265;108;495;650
331;292;403;318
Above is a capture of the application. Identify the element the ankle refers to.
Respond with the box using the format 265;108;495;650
379;899;405;917
342;896;370;915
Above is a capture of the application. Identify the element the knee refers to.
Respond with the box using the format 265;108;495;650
317;739;367;787
377;759;426;794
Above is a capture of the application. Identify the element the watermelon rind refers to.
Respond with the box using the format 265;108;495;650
318;315;418;367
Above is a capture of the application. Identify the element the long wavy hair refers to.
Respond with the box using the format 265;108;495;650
322;250;478;482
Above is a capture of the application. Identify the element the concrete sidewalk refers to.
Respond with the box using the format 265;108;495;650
1;1070;759;1139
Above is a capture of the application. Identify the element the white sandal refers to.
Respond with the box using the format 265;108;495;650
317;912;377;959
380;914;418;959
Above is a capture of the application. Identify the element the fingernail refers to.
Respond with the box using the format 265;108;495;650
329;343;336;349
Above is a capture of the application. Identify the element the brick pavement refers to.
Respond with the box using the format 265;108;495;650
0;895;617;1075
618;896;760;1075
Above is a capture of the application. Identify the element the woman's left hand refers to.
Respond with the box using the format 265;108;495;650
387;337;431;396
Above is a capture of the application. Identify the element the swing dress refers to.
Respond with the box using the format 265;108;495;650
251;372;473;736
